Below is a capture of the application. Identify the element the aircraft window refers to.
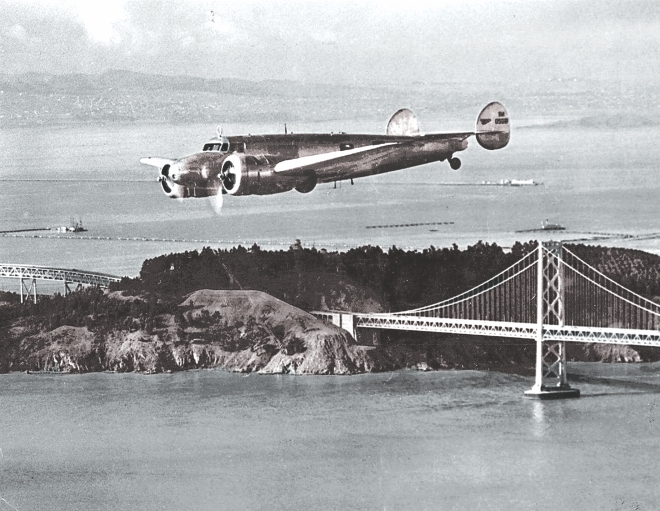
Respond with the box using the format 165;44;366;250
203;138;230;152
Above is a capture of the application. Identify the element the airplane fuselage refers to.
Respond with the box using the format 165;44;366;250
218;132;468;189
140;102;509;204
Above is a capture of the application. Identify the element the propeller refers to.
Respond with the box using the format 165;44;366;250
206;152;239;215
209;187;224;214
220;160;237;190
158;173;175;195
208;163;231;214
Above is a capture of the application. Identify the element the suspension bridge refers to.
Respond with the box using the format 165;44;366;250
314;241;660;399
0;264;122;304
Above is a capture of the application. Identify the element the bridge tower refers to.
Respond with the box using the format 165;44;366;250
525;241;580;399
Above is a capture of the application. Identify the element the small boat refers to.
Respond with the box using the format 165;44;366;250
541;219;565;231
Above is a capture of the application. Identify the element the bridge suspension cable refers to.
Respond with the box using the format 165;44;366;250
391;248;539;324
397;249;538;315
560;247;660;331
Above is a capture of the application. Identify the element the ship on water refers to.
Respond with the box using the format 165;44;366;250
541;219;565;231
51;217;87;233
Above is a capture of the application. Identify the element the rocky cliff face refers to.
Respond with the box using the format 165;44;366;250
7;290;391;375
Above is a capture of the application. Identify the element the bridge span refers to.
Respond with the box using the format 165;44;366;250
0;264;123;304
314;241;660;399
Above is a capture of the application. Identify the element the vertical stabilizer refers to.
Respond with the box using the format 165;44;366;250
386;108;420;136
476;102;510;150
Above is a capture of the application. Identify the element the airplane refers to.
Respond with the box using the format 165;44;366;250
140;102;510;211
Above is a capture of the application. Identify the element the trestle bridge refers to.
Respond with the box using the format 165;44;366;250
0;264;122;304
314;241;660;398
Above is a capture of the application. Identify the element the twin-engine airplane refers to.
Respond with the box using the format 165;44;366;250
140;102;510;211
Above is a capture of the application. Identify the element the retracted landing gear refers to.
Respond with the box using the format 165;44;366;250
449;157;461;170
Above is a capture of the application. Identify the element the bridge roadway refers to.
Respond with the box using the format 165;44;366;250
0;263;123;302
0;264;122;287
314;312;660;347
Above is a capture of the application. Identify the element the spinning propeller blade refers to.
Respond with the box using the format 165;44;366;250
209;188;224;214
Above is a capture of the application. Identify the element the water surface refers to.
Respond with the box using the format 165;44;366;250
0;366;658;510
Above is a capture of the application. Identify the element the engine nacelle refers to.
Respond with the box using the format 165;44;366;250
159;162;216;199
159;164;188;198
220;154;316;196
219;154;244;195
294;172;317;194
160;178;215;199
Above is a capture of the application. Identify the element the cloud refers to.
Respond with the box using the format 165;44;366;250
1;1;92;73
1;0;659;85
75;1;127;43
6;24;27;40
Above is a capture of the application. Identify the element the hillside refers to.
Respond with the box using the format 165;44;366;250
0;287;545;375
0;70;414;127
3;290;386;375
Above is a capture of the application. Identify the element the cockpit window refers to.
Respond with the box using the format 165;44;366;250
202;139;230;153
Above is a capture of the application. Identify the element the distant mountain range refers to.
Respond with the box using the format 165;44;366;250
0;69;382;98
1;70;656;128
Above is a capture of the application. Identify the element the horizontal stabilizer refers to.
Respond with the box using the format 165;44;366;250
475;102;510;150
386;108;420;136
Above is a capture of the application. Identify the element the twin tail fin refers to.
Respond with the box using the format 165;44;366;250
475;101;510;150
385;101;510;150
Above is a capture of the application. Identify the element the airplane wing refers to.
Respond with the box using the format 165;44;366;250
274;142;397;173
272;134;471;183
139;157;175;169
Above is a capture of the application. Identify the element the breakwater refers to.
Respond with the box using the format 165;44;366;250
0;228;50;234
366;221;454;229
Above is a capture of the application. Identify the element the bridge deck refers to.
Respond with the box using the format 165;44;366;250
0;264;122;287
314;312;660;348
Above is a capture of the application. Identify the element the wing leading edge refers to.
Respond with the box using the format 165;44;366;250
273;142;398;173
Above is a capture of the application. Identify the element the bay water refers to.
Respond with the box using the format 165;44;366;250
0;365;659;510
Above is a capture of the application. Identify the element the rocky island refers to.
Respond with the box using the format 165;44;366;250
1;242;659;374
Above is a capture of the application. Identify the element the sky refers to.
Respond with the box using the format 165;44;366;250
1;0;659;85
